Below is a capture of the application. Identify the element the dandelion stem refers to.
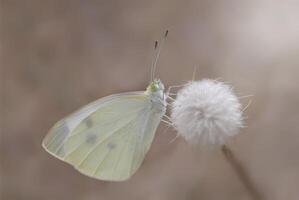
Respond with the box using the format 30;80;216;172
221;145;262;200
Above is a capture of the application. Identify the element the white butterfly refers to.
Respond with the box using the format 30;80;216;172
42;31;171;181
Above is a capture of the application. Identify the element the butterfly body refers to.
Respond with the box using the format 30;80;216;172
42;80;166;181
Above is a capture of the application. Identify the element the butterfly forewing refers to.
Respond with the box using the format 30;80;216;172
42;92;144;158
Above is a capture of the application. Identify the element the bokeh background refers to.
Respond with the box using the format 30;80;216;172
1;0;299;199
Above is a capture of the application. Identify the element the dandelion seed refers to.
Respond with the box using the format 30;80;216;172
171;79;243;145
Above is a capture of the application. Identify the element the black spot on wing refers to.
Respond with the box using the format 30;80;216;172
107;142;116;149
85;132;97;144
84;117;94;128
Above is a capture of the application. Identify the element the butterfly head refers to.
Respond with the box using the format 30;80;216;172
147;79;164;92
146;79;165;99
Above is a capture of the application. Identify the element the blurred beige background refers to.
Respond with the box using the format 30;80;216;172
1;0;299;200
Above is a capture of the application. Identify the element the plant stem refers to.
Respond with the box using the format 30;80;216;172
221;145;262;200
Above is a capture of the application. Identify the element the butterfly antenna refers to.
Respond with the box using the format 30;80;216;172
150;30;169;82
150;41;158;82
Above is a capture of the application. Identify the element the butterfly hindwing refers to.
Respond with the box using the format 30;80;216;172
42;92;164;181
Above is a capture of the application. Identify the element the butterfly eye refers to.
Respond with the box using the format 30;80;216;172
150;83;158;92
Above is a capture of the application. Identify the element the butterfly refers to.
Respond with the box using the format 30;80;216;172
42;31;171;181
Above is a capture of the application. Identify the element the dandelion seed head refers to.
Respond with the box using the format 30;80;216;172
171;79;243;145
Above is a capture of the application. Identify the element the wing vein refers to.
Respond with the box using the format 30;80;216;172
45;121;68;150
53;112;115;155
112;129;134;179
128;108;150;175
92;148;112;177
56;108;143;157
66;120;133;164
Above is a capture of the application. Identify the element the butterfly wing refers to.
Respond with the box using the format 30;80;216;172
42;92;164;181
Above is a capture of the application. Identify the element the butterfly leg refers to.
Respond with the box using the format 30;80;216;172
166;83;189;96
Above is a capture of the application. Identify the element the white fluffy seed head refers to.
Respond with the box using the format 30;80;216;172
171;79;243;146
